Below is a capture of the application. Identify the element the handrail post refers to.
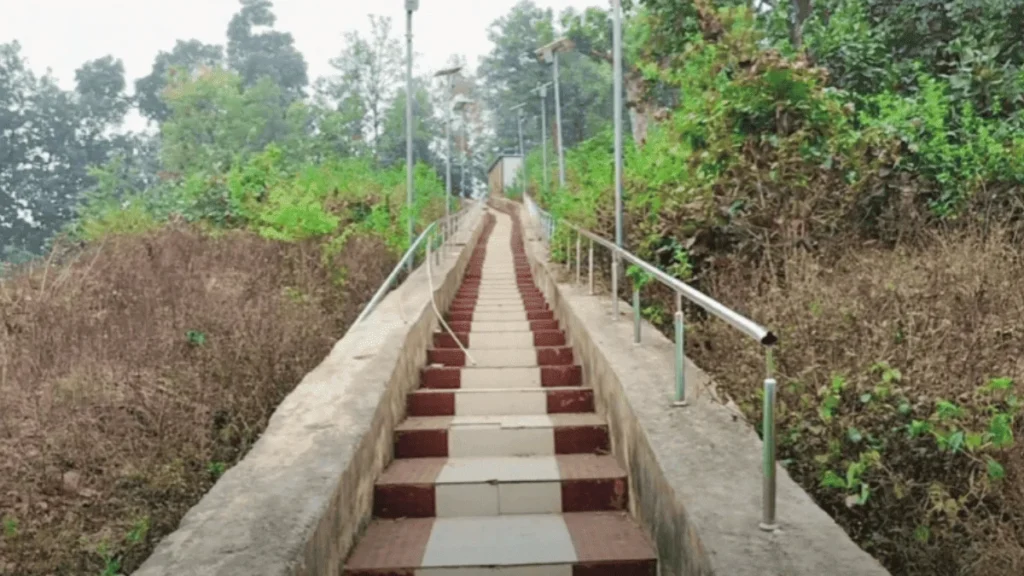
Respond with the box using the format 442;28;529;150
565;234;571;271
434;231;441;266
761;346;778;531
673;291;688;407
575;233;582;284
588;239;594;295
632;285;641;343
611;252;620;318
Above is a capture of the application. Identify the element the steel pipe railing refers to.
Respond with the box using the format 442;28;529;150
354;202;476;324
523;193;780;531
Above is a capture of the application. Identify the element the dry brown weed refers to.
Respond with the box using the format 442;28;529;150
689;228;1024;576
0;226;393;574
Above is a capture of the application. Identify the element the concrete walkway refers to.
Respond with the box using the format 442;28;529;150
344;210;657;575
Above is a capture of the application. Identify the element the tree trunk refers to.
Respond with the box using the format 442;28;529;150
791;0;813;48
625;69;653;147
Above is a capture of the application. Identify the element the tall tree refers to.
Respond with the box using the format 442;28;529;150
376;77;438;170
478;1;556;153
1;43;131;257
325;15;403;163
226;0;309;102
478;2;615;154
135;40;224;123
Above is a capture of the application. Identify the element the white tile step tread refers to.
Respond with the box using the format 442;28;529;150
344;512;657;574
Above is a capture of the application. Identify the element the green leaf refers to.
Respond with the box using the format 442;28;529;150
987;458;1006;481
985;377;1014;392
908;420;931;437
857;481;871;505
914;525;930;543
965;432;984;452
821;470;847;489
988;413;1015;448
935;399;963;420
186;330;207;347
847;427;864;443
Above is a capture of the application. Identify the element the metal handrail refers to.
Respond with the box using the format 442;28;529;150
524;193;781;531
355;203;475;324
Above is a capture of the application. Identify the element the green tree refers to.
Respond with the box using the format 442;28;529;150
135;40;224;123
325;15;403;163
226;0;309;102
1;43;132;256
376;77;438;170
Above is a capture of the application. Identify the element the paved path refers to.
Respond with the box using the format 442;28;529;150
344;210;657;575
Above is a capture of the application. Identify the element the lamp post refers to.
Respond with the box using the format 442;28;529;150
404;0;419;266
454;96;474;200
434;65;463;222
536;38;573;189
535;82;552;194
510;102;527;196
611;0;624;316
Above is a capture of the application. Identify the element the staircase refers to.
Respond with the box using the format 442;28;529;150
343;209;657;575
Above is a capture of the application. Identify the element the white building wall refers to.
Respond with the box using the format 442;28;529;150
503;157;523;190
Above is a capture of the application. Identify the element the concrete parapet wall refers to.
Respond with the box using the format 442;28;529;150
135;205;487;576
490;197;889;576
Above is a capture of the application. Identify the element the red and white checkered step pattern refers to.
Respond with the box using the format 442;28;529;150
343;211;657;576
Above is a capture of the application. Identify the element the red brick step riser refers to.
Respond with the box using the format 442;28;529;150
432;330;566;348
427;346;572;366
446;319;561;333
407;388;594;417
393;426;611;458
446;310;555;322
420;365;583;388
373;478;628;518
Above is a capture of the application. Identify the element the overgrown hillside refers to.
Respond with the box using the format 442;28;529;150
1;1;454;573
523;2;1024;575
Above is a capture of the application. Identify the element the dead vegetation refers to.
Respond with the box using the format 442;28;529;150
0;226;394;575
688;227;1024;576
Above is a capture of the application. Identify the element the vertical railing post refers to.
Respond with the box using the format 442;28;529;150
588;239;594;295
565;234;571;271
761;346;778;531
632;285;641;343
611;252;620;318
576;233;582;284
674;291;688;407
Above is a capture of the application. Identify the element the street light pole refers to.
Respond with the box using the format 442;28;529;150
612;0;624;317
405;0;418;264
444;75;452;218
434;66;463;221
553;51;566;188
537;82;551;194
536;39;573;191
511;102;527;197
612;0;623;250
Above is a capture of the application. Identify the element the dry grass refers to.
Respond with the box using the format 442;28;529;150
0;226;394;575
688;228;1024;576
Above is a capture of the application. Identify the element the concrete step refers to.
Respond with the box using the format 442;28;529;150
373;454;628;518
344;512;657;576
432;330;566;349
426;346;573;367
447;309;556;322
420;365;582;389
448;319;561;333
394;414;610;458
407;386;594;417
449;298;550;309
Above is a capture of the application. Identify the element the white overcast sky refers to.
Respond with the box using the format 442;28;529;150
1;0;599;92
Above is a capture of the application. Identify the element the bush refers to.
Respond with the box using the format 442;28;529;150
532;4;1024;574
